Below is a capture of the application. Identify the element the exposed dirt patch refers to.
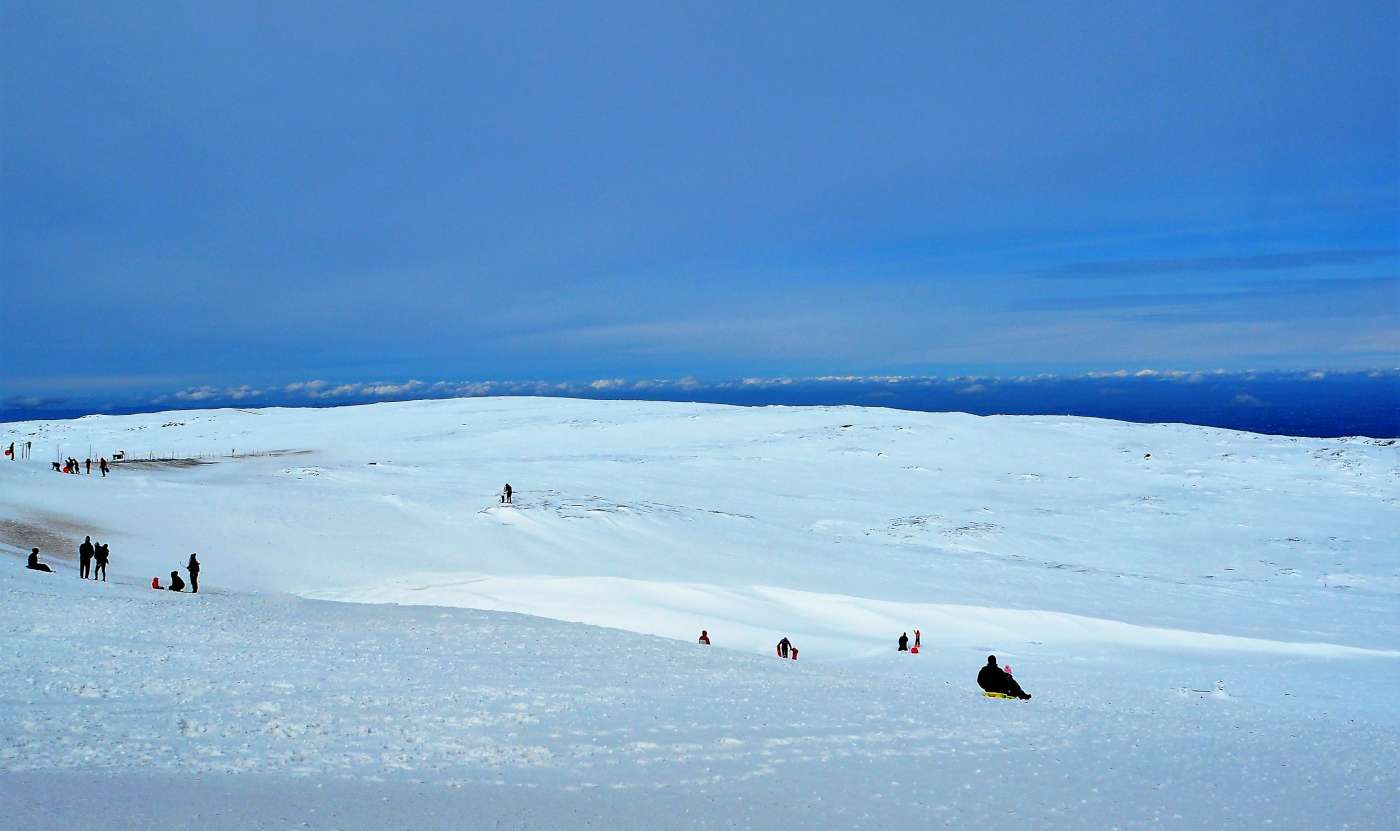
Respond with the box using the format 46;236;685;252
0;510;110;561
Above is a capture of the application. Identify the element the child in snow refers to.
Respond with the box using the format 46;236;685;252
977;655;1030;700
168;570;186;592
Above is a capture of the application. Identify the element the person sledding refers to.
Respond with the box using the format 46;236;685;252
977;655;1031;699
26;548;53;573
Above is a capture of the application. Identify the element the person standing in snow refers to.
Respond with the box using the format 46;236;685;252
27;548;53;572
93;543;109;582
898;632;909;652
187;553;200;593
85;458;92;474
914;629;921;649
168;570;186;592
79;536;94;579
977;655;1031;700
776;637;791;658
99;457;109;477
502;483;513;504
698;630;710;645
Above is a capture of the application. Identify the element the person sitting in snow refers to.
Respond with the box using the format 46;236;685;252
168;570;186;592
898;632;909;651
698;630;710;645
26;548;53;573
977;655;1031;699
776;637;791;659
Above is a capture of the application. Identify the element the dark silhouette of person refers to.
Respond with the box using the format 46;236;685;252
898;632;909;651
914;629;921;649
776;637;791;658
100;457;109;477
85;458;92;474
503;483;513;504
27;548;53;572
168;570;186;592
52;461;61;472
977;655;1031;699
187;553;200;593
94;544;109;582
79;536;94;579
698;629;710;645
5;441;13;459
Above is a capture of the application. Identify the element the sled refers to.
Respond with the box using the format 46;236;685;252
910;645;919;654
983;691;1020;700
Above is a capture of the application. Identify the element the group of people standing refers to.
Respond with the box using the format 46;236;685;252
22;538;202;595
51;456;109;476
78;536;112;581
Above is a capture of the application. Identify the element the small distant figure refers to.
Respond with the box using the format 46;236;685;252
914;629;921;649
187;553;200;593
698;629;710;645
790;645;799;661
4;441;13;460
168;570;186;592
977;655;1031;700
898;632;909;652
85;458;92;474
1144;453;1152;460
79;536;94;579
776;637;791;659
94;543;109;582
27;548;53;573
502;483;513;505
52;461;61;472
151;576;162;590
100;457;109;477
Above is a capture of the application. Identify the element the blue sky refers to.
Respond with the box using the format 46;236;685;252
3;2;1397;407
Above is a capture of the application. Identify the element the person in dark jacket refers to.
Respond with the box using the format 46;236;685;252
977;655;1030;699
898;632;909;651
94;543;109;582
99;457;109;477
187;553;200;593
27;548;53;572
79;536;94;579
168;570;186;592
502;483;513;504
85;458;92;474
698;629;710;645
776;637;791;658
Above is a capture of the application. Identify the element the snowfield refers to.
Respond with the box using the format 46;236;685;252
2;397;1397;829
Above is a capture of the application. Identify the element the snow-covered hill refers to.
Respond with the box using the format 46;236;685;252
2;398;1397;828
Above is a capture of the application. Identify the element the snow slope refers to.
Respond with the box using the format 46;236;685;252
2;397;1397;828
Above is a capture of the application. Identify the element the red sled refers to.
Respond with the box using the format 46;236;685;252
910;645;920;654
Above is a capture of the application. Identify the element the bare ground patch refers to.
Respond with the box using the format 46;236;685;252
0;510;111;561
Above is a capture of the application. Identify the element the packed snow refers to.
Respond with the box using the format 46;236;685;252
2;397;1397;829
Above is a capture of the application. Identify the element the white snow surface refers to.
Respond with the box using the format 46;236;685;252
2;397;1397;829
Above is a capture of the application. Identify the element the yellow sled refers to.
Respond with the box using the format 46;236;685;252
983;691;1020;700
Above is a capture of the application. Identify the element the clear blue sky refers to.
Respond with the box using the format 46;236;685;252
3;2;1397;405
